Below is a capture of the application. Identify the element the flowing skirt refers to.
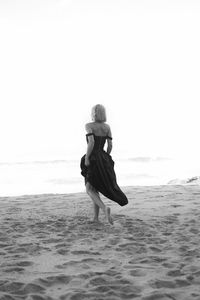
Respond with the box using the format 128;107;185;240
80;150;128;206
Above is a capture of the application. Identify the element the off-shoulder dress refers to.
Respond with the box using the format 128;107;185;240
80;133;128;206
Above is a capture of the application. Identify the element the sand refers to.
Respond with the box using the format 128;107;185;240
0;185;200;300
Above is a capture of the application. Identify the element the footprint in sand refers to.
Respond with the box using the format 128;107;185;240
55;260;81;269
162;232;172;236
150;279;176;289
135;246;148;254
0;281;45;298
88;276;141;299
55;258;101;270
162;262;178;269
116;242;139;254
104;268;121;277
22;283;46;294
142;292;178;300
189;228;199;234
150;278;191;290
108;237;120;246
15;261;34;267
28;295;51;300
66;291;100;300
89;276;108;286
56;249;69;255
0;281;24;294
42;238;63;244
3;267;25;273
55;242;71;249
71;250;99;255
140;256;167;264
175;278;191;287
36;275;71;287
129;268;147;277
7;247;27;254
55;242;72;255
0;242;10;248
149;246;162;253
2;261;33;273
167;269;184;277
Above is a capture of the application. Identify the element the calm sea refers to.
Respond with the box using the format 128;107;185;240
0;157;199;196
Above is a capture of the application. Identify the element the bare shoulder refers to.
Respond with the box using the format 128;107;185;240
105;123;112;136
104;123;111;130
85;122;93;133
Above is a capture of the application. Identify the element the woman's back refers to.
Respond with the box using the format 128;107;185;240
81;104;128;212
86;122;111;137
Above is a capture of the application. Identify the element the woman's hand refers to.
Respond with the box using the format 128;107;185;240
85;157;90;166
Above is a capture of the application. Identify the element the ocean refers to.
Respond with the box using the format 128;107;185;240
0;156;200;197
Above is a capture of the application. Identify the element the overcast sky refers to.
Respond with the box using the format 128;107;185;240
0;0;200;162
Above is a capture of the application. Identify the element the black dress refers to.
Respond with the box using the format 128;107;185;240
80;133;128;206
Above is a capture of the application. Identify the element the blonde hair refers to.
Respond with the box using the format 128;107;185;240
91;104;107;123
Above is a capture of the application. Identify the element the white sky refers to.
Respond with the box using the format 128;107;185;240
0;0;200;162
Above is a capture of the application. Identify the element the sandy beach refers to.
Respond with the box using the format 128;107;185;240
0;185;200;300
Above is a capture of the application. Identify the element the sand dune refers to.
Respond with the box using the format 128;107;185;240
0;185;200;299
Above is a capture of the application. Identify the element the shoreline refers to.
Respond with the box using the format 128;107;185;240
0;185;200;300
0;183;199;199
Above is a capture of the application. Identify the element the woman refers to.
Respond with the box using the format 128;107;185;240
80;104;128;224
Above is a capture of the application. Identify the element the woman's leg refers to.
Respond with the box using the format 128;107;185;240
93;202;100;222
86;182;113;224
86;182;106;212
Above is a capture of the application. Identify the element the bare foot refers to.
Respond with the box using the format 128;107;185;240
93;218;100;223
88;219;100;224
106;207;113;225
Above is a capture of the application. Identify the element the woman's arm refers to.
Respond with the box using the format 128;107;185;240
107;139;112;154
85;124;95;166
106;125;113;154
